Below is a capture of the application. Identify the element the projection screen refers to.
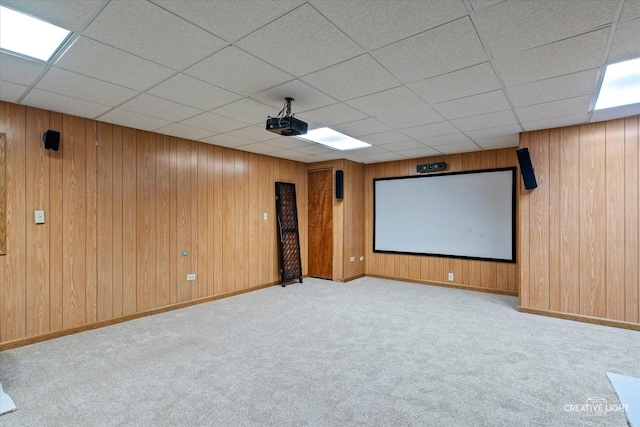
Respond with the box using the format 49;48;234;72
374;168;516;262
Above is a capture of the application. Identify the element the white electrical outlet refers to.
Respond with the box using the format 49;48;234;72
34;210;45;224
263;212;268;220
448;273;454;281
350;256;355;262
359;256;364;261
187;274;196;281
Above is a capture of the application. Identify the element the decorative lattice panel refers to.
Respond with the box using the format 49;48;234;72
275;182;303;286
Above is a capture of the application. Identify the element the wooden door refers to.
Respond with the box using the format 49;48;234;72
308;169;333;279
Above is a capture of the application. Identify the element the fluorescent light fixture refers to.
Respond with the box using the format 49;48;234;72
594;57;640;110
0;5;70;61
295;127;371;151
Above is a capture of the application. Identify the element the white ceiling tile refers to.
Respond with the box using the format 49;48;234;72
297;103;368;127
347;86;444;128
55;37;174;90
359;130;412;146
98;108;171;131
119;94;201;122
433;90;510;120
507;68;599;108
36;67;137;106
494;28;609;86
265;137;311;150
180;112;246;133
184;47;292;96
475;0;618;56
83;0;226;70
301;54;400;102
397;146;442;159
465;124;522;140
276;151;316;161
522;112;589;131
150;0;304;42
21;89;111;118
236;3;363;76
351;145;390;156
433;141;482;154
516;95;592;123
621;0;640;21
200;134;252;148
148;74;241;111
0;80;27;102
371;17;487;83
365;152;409;162
251;80;336;112
212;99;274;125
331;118;393;137
1;0;104;31
419;133;471;147
381;140;425;151
287;144;331;155
474;134;519;150
608;17;640;63
451;110;518;131
155;123;216;141
469;0;505;10
226;125;281;142
311;0;467;50
408;62;501;104
236;142;285;155
400;122;459;139
0;53;47;86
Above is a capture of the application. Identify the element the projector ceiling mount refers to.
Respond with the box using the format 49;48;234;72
266;97;308;136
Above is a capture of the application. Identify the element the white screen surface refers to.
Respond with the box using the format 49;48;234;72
374;168;515;262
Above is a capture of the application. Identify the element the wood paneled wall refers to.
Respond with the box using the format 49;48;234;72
519;117;640;327
307;159;366;282
363;149;519;295
0;101;308;345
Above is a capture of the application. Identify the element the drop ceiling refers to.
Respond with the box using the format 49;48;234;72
1;0;639;164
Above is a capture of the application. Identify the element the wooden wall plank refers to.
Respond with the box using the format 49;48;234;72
85;120;98;323
519;132;531;307
222;148;235;293
528;130;550;309
579;123;606;318
189;140;198;296
175;139;192;302
136;131;156;312
62;115;87;328
247;153;260;288
49;112;64;331
111;126;124;317
168;137;178;304
121;127;137;315
25;107;50;336
605;120;625;321
96;122;113;321
212;146;223;294
559;126;580;314
625;117;639;323
197;142;209;298
155;135;171;308
235;151;247;290
548;128;561;311
0;102;26;341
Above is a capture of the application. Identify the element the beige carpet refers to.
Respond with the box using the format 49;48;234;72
0;277;638;426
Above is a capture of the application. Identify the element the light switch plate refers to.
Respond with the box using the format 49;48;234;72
35;210;45;224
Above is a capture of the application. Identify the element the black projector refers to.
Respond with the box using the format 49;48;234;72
266;116;308;136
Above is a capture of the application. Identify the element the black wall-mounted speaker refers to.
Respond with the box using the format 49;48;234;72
516;148;537;190
336;170;344;199
43;130;60;151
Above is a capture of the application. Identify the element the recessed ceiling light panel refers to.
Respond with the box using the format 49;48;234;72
0;5;71;61
295;127;372;151
594;57;640;110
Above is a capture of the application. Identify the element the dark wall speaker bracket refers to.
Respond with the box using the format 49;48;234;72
43;130;60;151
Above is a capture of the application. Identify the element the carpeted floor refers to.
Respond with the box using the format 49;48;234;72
1;277;638;426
